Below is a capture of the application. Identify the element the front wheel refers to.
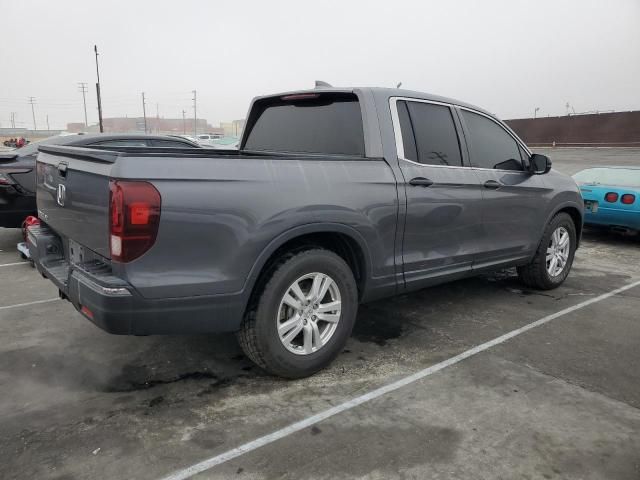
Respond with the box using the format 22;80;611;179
518;212;577;290
237;249;358;378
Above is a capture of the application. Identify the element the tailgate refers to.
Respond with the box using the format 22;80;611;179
36;145;118;259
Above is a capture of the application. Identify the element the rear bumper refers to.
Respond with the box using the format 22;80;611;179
28;224;246;335
584;208;640;231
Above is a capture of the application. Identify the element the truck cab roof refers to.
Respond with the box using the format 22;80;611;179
250;86;496;118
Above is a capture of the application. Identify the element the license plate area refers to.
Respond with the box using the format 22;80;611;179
584;200;598;213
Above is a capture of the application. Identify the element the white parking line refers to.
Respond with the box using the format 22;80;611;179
0;298;59;311
159;278;640;480
0;261;29;268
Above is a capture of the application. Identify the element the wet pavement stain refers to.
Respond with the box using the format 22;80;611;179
104;365;220;393
196;377;235;397
352;305;404;346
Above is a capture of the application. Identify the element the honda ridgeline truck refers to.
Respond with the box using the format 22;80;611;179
29;87;583;378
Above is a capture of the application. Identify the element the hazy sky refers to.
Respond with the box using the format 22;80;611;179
1;0;639;130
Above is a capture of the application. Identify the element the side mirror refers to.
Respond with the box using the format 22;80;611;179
529;153;552;175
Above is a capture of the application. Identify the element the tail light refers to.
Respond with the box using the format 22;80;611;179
605;192;618;203
109;180;161;262
621;194;635;205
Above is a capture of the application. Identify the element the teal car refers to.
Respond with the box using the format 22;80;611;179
573;167;640;233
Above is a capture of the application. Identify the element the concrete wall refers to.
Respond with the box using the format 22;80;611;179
505;111;640;147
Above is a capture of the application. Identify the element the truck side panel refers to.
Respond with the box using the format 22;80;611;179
113;155;399;301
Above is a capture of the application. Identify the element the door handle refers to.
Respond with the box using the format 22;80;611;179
483;180;501;190
409;177;434;187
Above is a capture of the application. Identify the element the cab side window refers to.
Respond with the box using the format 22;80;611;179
461;110;523;171
397;100;463;167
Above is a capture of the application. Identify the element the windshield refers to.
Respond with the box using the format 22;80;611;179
573;168;640;188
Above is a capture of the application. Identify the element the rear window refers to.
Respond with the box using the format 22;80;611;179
573;168;640;188
243;93;365;156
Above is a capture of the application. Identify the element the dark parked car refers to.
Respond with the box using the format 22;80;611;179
0;134;200;228
30;87;583;378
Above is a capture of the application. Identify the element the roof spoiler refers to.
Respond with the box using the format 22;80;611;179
38;145;120;164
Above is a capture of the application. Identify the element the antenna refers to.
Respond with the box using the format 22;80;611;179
315;80;332;88
396;82;402;89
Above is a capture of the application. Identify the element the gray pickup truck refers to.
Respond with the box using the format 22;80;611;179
30;87;583;378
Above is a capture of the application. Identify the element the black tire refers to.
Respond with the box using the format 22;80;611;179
237;249;358;378
517;212;577;290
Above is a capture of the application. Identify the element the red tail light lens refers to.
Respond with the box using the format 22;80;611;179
109;180;161;262
621;194;635;205
605;192;618;203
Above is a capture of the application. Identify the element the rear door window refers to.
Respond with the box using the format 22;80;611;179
243;93;365;156
461;110;523;171
398;100;463;167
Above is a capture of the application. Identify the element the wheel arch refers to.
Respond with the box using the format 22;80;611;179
241;223;373;315
547;201;584;247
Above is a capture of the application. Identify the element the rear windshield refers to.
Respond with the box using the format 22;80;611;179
573;168;640;188
243;93;365;156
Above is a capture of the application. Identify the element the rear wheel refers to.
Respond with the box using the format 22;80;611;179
237;249;358;378
518;212;577;290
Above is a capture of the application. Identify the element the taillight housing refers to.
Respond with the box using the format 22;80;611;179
621;194;635;205
109;180;161;262
605;192;618;203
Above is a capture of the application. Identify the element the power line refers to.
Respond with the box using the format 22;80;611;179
141;92;147;133
28;97;37;130
78;82;89;127
94;45;104;133
192;90;197;136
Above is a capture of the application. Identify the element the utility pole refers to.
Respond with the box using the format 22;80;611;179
156;103;159;134
534;107;540;119
182;109;186;134
78;82;89;127
10;112;16;129
192;90;197;136
46;115;50;131
141;92;148;133
94;45;104;133
28;97;37;130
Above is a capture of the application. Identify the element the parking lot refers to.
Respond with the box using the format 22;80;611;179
1;148;639;480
